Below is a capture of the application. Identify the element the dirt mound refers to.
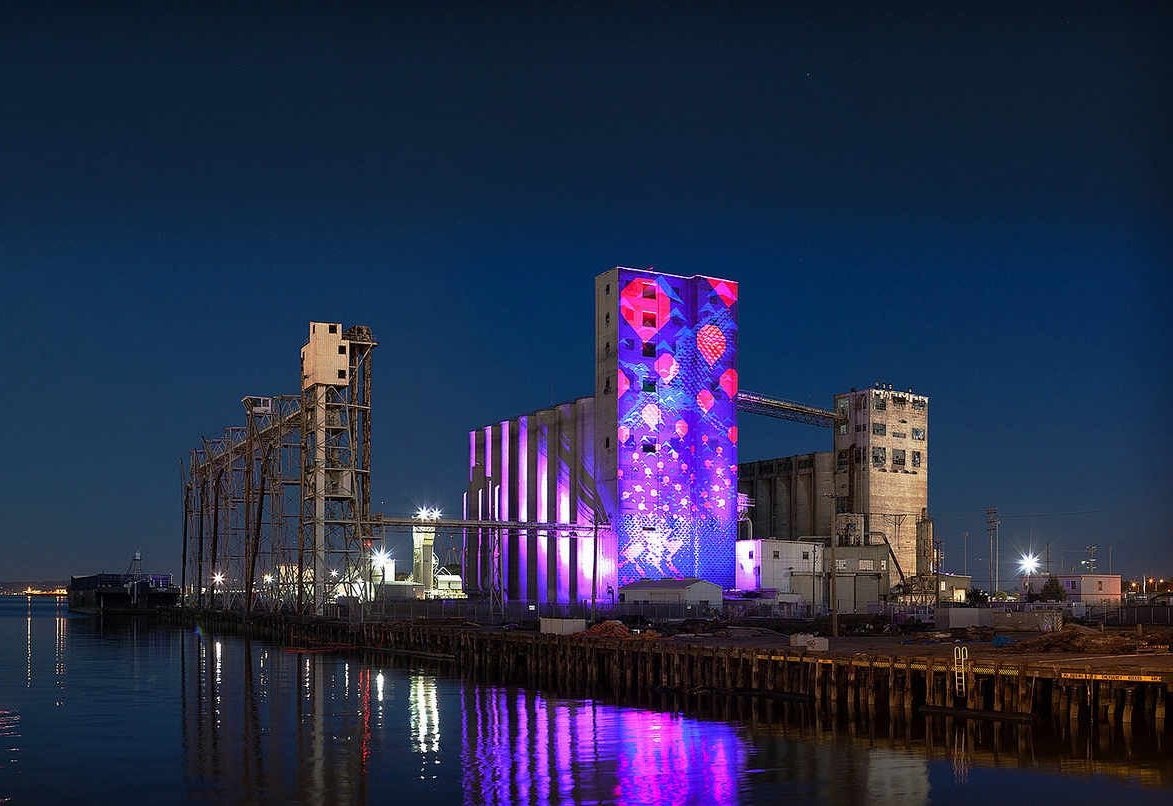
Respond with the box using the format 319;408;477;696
999;624;1170;654
576;620;661;640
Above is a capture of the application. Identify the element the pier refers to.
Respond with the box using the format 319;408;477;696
169;609;1172;744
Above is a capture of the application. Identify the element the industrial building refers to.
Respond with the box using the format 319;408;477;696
739;386;933;587
1022;573;1123;605
618;578;724;608
734;538;894;613
463;397;616;605
463;266;942;612
465;267;740;604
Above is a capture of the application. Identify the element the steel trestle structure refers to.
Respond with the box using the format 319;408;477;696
182;323;376;615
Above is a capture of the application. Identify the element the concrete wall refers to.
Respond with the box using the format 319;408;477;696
738;453;835;541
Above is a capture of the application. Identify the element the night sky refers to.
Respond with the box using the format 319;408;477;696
1;5;1168;583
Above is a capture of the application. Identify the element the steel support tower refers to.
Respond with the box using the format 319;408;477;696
182;322;374;615
296;323;376;614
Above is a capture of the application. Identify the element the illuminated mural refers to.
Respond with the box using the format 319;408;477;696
610;269;739;588
464;268;738;602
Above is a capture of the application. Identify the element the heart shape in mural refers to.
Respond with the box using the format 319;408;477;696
696;389;715;413
696;325;726;366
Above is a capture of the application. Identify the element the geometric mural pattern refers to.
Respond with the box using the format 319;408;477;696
613;269;739;587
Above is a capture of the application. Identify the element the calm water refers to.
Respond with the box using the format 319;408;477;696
1;596;1169;804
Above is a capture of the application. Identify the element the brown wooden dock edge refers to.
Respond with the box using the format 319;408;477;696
165;609;1172;739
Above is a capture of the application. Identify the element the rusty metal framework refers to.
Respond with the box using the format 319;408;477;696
182;324;376;615
182;395;302;611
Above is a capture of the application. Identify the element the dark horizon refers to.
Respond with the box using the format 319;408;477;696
1;5;1169;581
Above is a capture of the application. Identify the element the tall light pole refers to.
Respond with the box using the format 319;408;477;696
823;492;839;638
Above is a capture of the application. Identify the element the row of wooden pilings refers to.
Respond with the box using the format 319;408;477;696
167;609;1169;738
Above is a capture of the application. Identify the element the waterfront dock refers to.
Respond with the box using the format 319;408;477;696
171;609;1172;742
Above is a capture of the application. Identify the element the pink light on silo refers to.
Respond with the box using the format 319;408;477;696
483;425;492;477
499;422;510;521
535;423;549;602
517;417;529;599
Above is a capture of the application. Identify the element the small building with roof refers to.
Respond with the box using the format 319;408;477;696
618;578;723;607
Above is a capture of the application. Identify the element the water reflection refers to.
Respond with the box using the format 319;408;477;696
461;686;750;804
173;627;1171;805
53;600;67;706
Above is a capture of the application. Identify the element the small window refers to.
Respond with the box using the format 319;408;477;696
873;395;886;411
641;284;656;299
641;440;657;454
1097;581;1103;591
605;283;611;295
890;431;906;439
871;447;886;466
605;342;612;356
605;437;611;449
912;428;926;441
328;324;338;334
603;378;612;394
837;422;847;435
854;448;862;463
337;345;346;355
337;369;346;379
642;342;656;357
642;379;656;393
872;423;886;436
892;449;906;466
642;311;656;328
835;559;848;571
801;551;809;560
912;451;922;468
912;399;926;411
605;312;611;325
772;551;780;560
859;559;875;571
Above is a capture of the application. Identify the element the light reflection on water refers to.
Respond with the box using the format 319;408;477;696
1;596;1171;805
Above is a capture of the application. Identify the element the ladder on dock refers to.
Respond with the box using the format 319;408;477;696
953;644;968;697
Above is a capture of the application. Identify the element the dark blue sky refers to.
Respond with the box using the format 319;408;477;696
1;5;1168;582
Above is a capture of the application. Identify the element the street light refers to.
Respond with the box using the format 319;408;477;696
372;548;391;584
1017;552;1040;576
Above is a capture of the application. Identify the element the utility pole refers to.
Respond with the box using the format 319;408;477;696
962;531;968;577
985;507;1000;594
823;492;839;638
